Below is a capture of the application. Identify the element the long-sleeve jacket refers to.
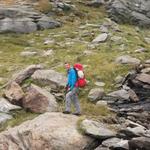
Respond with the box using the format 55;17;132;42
67;68;77;90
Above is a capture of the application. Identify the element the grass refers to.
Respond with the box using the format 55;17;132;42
0;0;150;131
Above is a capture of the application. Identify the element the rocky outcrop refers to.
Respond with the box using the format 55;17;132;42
23;84;58;113
107;0;150;27
0;7;61;33
0;113;95;150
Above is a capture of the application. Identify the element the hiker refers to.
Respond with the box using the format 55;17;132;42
63;63;81;116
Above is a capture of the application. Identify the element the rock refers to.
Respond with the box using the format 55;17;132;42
44;40;55;45
80;119;116;140
144;37;150;44
88;88;105;101
111;139;129;150
95;82;105;87
92;33;108;43
135;73;150;84
37;16;61;30
108;89;129;100
0;113;12;124
141;68;150;74
56;2;74;11
0;98;21;113
95;146;109;150
100;25;109;33
0;17;37;33
111;36;122;44
0;7;61;33
86;0;105;7
96;100;107;106
0;113;95;150
128;89;139;102
4;82;24;105
121;126;148;138
115;55;141;65
107;0;150;28
6;64;43;86
23;84;58;113
102;137;121;147
129;137;150;150
31;69;67;89
135;47;147;53
42;49;53;57
145;59;150;64
115;75;124;84
20;51;37;57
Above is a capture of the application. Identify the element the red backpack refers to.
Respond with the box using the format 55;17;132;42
74;63;87;88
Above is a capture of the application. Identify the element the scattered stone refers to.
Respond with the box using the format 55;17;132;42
42;49;53;57
92;33;108;43
96;100;107;106
86;0;105;7
111;36;122;44
32;69;67;89
4;82;24;105
0;98;21;113
44;40;55;45
20;51;37;57
100;25;109;33
0;113;95;150
95;82;105;87
145;59;150;64
144;37;150;44
23;84;58;113
80;119;116;140
115;55;141;65
135;47;147;53
0;113;12;124
88;88;105;101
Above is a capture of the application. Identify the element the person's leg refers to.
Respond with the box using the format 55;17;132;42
72;88;81;114
64;91;72;113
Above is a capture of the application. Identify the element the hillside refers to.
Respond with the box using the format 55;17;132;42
0;0;150;149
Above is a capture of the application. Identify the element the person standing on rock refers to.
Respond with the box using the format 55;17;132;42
63;63;81;116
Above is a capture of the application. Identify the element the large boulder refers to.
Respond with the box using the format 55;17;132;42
22;84;58;113
0;98;21;113
80;119;116;140
31;69;67;89
0;113;95;150
107;0;150;28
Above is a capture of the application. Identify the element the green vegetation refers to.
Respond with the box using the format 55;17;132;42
0;0;150;131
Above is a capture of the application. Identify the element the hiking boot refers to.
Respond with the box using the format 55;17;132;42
63;111;71;114
72;112;81;116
